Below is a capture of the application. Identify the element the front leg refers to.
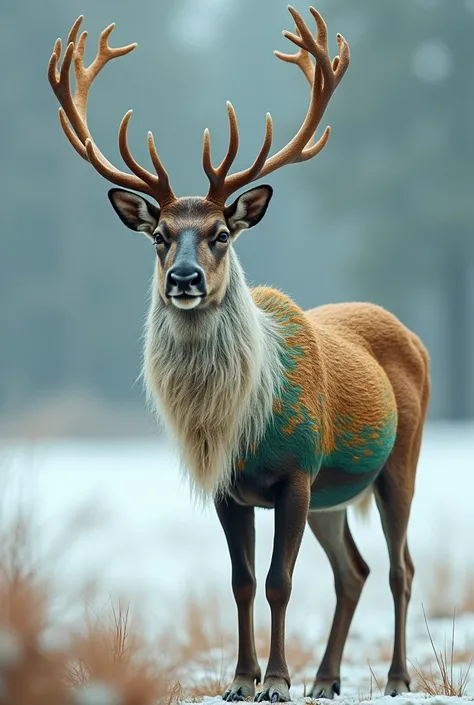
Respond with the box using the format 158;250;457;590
257;470;311;702
215;495;261;701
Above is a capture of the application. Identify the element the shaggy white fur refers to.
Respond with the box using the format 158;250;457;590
143;248;282;502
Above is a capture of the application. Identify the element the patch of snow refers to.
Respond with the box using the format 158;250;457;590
0;423;473;700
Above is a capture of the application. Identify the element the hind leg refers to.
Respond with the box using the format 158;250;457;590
374;409;424;696
374;463;415;696
376;353;428;695
307;509;370;698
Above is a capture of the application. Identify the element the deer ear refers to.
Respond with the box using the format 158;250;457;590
224;185;273;237
108;188;160;238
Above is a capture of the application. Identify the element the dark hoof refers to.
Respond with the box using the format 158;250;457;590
223;688;245;701
223;677;257;701
255;678;290;702
385;679;411;697
255;692;284;702
308;679;340;699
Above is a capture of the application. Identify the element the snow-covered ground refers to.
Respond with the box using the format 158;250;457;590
198;698;473;705
0;421;473;701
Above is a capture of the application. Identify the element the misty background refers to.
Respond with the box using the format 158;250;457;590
1;0;473;438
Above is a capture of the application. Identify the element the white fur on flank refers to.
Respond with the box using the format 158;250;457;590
144;248;282;502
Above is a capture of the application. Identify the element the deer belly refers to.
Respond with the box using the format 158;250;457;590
309;408;397;510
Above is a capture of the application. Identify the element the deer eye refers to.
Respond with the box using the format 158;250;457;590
215;231;230;244
153;232;165;245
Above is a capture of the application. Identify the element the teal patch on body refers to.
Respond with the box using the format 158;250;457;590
237;290;397;510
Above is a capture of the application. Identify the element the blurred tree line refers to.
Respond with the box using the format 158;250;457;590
0;0;472;433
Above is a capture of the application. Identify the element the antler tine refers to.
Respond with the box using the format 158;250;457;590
118;111;158;185
286;6;331;78
204;102;240;200
66;14;83;46
203;5;349;205
48;17;176;204
58;107;88;159
148;131;176;205
213;113;273;203
118;110;176;205
274;25;322;151
274;44;314;87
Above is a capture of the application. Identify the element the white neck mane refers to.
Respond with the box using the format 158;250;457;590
143;249;282;502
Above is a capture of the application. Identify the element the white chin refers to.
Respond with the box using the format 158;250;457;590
171;296;202;310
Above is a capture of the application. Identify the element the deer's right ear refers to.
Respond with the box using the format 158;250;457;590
108;189;160;238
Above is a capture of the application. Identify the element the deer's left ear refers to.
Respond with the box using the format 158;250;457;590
224;185;273;237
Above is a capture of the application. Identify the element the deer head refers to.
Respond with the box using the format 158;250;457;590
48;7;349;310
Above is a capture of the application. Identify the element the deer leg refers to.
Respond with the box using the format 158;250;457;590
215;496;261;701
374;464;415;696
256;470;311;702
307;508;370;699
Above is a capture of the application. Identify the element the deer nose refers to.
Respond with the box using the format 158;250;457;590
166;265;206;295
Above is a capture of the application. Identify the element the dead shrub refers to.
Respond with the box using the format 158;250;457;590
410;606;472;697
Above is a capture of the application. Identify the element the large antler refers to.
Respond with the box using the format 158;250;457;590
204;5;350;205
48;17;176;206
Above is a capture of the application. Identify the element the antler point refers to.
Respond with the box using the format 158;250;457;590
101;23;116;39
287;6;301;19
147;131;158;150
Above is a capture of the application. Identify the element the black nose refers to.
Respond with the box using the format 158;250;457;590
170;269;201;287
166;264;206;295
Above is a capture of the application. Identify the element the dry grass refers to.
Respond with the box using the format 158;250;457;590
165;590;234;699
0;502;179;705
410;606;472;697
426;560;457;619
0;510;227;703
461;570;474;615
375;639;393;664
0;559;175;704
3;473;474;704
0;512;322;705
426;560;474;619
65;600;172;703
